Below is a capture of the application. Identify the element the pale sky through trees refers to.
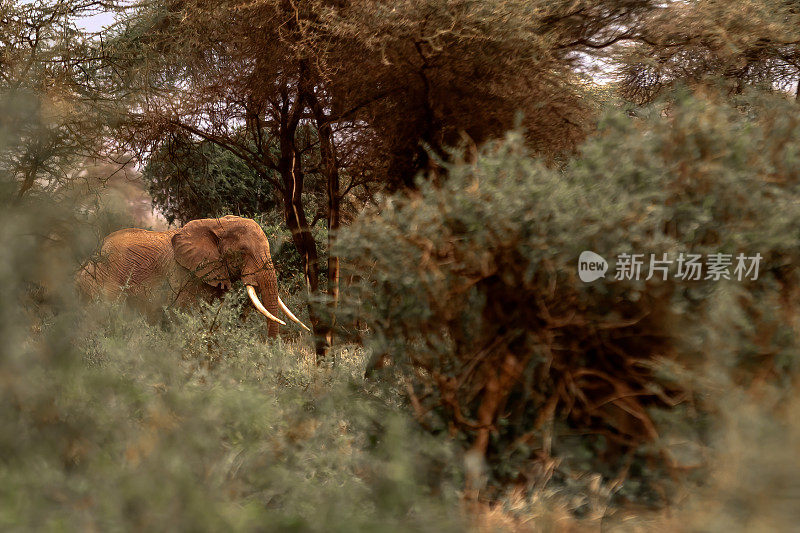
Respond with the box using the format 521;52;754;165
16;0;118;32
76;9;116;32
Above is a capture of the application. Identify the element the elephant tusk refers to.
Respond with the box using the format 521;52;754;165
246;285;286;326
278;296;312;332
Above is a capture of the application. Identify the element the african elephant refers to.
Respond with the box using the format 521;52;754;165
76;215;309;336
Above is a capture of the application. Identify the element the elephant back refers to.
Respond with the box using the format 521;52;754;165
84;228;175;295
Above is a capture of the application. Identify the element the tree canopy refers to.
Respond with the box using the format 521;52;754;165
617;0;800;102
143;134;282;225
98;0;662;357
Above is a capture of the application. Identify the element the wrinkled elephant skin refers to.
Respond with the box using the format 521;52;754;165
77;215;308;336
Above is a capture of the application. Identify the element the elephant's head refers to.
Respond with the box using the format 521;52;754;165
170;215;309;335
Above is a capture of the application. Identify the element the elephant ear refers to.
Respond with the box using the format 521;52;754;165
171;218;230;287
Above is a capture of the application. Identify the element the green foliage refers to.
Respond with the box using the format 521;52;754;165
7;0;800;523
0;206;465;531
0;298;464;530
0;95;465;531
336;87;800;501
142;135;279;225
258;218;329;292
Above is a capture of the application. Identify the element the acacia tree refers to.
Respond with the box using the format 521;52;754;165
0;0;119;200
101;0;372;356
105;0;659;359
616;0;800;103
316;0;654;187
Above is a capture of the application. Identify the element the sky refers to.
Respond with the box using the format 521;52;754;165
17;1;120;33
75;9;119;33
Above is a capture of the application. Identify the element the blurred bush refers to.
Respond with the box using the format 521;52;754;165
0;198;466;530
0;94;467;531
336;87;800;503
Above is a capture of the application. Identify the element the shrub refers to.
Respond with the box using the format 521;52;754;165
0;217;465;530
335;87;800;501
0;103;464;530
142;135;280;225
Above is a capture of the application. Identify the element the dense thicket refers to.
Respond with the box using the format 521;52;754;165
337;88;800;499
102;0;658;358
0;203;464;530
0;89;466;530
142;136;280;225
4;85;800;528
5;0;800;528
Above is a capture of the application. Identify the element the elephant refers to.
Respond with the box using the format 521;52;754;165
76;215;309;336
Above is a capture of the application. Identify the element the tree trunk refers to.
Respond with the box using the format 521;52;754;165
307;91;341;353
281;187;327;357
278;112;330;362
271;62;335;363
326;189;340;350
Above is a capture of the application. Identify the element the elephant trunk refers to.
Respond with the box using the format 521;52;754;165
246;285;285;328
251;260;282;338
244;256;309;336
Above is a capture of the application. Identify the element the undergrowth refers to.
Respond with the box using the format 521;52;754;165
3;292;466;531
